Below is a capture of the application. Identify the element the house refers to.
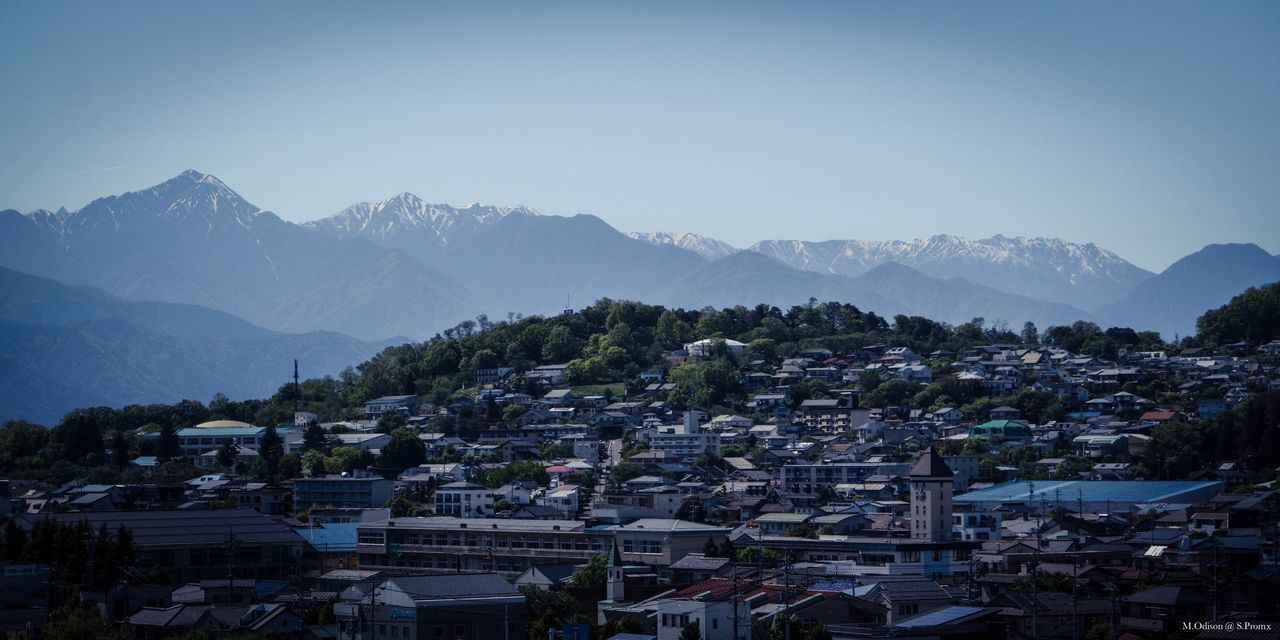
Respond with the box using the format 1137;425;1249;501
527;364;570;386
363;395;418;418
932;407;964;425
514;563;579;591
435;481;497;518
989;406;1022;421
474;367;516;385
541;485;581;519
127;604;217;638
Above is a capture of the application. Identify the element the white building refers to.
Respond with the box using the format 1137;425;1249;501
434;481;496;518
648;411;721;459
683;339;747;358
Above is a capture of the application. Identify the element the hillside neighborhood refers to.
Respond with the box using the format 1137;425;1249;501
3;293;1280;640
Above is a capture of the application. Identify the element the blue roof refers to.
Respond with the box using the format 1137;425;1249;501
894;605;989;628
955;480;1223;505
130;456;160;467
301;523;358;553
177;427;265;437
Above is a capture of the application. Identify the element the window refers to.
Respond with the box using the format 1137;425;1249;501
455;624;465;637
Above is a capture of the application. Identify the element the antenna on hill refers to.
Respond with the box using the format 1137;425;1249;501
293;359;300;415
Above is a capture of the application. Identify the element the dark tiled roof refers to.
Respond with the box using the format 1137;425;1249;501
908;447;954;478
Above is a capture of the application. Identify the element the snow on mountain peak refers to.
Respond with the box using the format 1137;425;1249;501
626;231;739;261
306;193;539;245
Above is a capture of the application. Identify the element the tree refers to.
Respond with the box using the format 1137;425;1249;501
40;603;133;640
569;553;608;588
703;536;720;557
1021;321;1039;346
215;439;240;470
378;428;426;474
679;619;702;640
303;422;330;452
387;490;429;517
302;449;328;477
376;412;407;434
109;430;129;471
277;453;302;480
156;423;181;463
260;425;283;479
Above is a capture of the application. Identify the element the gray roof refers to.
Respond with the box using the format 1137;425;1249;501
668;554;731;571
388;573;520;599
44;509;301;548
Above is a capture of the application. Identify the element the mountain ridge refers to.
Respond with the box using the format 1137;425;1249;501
0;265;392;425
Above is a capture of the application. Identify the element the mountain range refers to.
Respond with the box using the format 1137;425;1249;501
0;266;389;425
1;170;1276;421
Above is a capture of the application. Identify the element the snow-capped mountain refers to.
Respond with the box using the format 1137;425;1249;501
0;171;480;340
749;234;1153;310
625;231;739;261
305;193;538;258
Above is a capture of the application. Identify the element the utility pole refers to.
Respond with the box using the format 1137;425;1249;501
783;548;792;640
1071;551;1080;640
731;562;740;640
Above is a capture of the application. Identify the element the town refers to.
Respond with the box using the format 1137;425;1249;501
2;291;1279;640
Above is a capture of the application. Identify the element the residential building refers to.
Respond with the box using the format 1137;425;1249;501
294;475;395;510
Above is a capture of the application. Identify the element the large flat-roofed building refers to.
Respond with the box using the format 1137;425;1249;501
777;462;912;494
954;480;1225;512
177;421;267;456
363;395;418;418
294;476;395;510
737;534;979;579
337;573;526;640
22;509;304;585
356;517;611;576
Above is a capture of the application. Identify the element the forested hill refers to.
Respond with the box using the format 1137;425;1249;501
50;298;1177;432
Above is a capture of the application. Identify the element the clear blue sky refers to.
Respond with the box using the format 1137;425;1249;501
1;1;1277;271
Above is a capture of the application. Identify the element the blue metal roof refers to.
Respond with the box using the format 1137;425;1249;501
301;523;358;553
955;480;1223;505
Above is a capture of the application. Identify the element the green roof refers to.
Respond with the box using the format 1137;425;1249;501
969;420;1031;438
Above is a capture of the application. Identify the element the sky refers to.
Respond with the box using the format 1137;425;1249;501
1;1;1277;272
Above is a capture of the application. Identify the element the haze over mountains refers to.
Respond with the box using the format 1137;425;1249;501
0;266;389;425
1;170;1276;421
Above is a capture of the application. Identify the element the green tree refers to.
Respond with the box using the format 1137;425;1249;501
303;422;330;452
157;423;181;463
376;412;407;434
679;619;702;640
109;429;129;471
377;428;426;474
569;553;608;588
40;603;133;640
215;439;240;470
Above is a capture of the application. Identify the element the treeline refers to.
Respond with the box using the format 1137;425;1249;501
1193;282;1280;346
1;519;138;589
